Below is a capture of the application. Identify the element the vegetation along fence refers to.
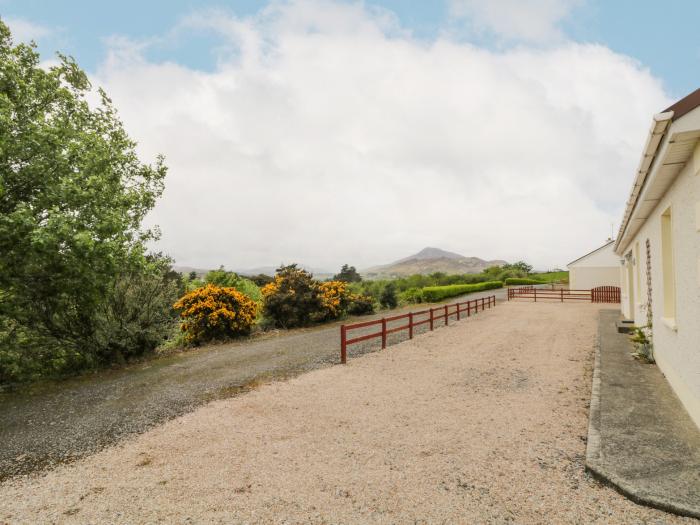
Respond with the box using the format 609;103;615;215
508;286;620;303
340;295;496;364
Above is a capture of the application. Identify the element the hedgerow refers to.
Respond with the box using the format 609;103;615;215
504;278;545;286
421;281;502;302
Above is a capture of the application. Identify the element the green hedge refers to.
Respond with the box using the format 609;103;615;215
504;278;546;286
421;281;503;302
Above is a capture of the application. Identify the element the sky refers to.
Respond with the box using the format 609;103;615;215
2;0;698;272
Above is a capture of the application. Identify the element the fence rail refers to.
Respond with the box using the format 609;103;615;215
507;286;620;303
340;295;496;364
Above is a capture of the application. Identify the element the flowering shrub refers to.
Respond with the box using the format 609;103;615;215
261;265;322;328
173;284;258;344
317;281;351;321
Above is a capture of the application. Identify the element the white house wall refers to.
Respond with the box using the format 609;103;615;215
620;142;700;428
569;267;620;290
567;243;620;289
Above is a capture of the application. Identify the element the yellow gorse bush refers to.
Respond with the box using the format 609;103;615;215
173;284;258;344
318;280;349;320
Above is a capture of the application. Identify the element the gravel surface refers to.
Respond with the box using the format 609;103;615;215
0;302;690;524
0;289;504;481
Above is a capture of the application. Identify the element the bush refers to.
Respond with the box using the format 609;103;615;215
317;281;351;321
261;265;323;328
92;259;182;363
205;267;262;302
347;294;375;315
173;284;258;344
380;283;398;309
504;278;545;286
400;287;424;304
421;281;502;302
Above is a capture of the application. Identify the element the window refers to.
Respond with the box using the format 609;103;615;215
661;207;676;325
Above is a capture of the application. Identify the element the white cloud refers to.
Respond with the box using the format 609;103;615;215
3;16;53;43
449;0;582;43
93;0;670;271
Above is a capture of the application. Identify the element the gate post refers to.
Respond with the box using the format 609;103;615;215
381;318;387;349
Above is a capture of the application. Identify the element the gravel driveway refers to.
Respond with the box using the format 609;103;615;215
0;288;504;481
0;301;690;523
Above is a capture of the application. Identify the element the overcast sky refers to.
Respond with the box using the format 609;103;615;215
5;0;696;271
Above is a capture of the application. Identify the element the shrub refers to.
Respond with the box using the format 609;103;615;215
504;278;545;286
380;283;398;309
173;284;258;344
421;281;502;302
347;294;375;315
261;265;323;328
400;287;424;304
205;267;262;302
317;280;351;321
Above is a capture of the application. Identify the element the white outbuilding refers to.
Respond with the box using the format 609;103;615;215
567;239;620;290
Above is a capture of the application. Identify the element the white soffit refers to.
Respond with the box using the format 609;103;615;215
618;129;700;251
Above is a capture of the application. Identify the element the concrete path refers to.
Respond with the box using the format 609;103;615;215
586;310;700;518
0;288;504;481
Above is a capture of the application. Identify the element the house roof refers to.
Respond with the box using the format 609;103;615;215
567;239;615;267
615;88;700;253
663;87;700;122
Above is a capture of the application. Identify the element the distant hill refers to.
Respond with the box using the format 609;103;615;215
363;247;507;278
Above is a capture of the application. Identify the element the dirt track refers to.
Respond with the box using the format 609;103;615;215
0;302;690;523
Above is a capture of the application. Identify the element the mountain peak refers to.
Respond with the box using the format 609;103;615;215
396;247;465;263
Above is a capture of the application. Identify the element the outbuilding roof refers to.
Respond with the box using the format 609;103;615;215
567;239;615;267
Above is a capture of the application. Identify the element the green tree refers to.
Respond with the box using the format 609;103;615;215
0;21;168;381
333;264;362;283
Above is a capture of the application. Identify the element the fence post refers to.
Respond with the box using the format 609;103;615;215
534;288;537;302
429;308;434;330
457;303;461;321
340;325;347;364
408;312;413;339
561;289;563;303
381;318;387;349
445;304;449;325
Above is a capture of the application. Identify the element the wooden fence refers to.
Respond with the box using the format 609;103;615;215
508;286;620;303
340;295;496;364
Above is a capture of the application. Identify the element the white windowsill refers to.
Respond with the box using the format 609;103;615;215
661;317;678;331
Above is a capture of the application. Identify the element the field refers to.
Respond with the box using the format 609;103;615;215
529;270;569;283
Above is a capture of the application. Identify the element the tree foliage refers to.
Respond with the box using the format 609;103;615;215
0;21;170;383
333;264;362;283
